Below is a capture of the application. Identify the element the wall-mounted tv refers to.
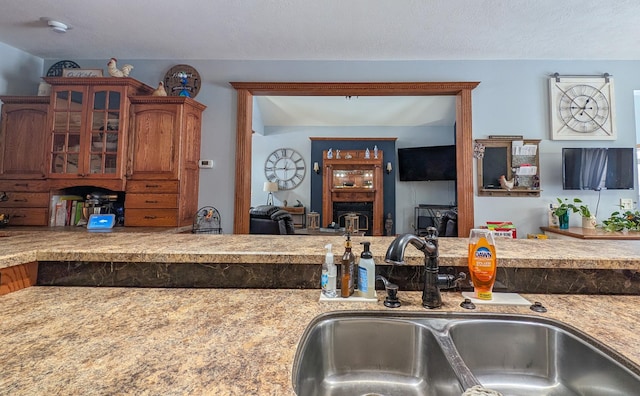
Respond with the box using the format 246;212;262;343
398;145;457;182
562;147;635;190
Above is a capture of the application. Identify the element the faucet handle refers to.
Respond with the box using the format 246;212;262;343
376;275;401;308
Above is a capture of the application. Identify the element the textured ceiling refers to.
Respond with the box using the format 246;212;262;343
2;1;637;127
256;96;456;127
1;0;639;61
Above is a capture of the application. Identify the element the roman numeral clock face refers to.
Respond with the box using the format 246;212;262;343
264;148;306;190
549;77;616;140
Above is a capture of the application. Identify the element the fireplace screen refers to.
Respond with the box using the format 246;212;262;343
333;202;372;235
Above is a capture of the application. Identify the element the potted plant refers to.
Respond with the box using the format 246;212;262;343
602;210;640;232
552;198;592;229
573;199;597;229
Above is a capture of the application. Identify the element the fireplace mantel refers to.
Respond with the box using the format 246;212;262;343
322;149;384;235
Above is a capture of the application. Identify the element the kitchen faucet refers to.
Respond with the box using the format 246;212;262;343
384;227;459;309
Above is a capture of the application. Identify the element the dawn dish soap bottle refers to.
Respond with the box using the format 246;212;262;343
468;229;497;300
340;233;356;298
321;244;337;298
357;241;376;298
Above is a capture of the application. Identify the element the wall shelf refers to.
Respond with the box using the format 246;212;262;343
476;138;541;197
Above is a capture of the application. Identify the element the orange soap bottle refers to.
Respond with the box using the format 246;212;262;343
468;229;497;300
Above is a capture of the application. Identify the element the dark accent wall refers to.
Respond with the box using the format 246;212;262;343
310;139;396;234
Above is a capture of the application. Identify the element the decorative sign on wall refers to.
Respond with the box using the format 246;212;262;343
163;64;201;98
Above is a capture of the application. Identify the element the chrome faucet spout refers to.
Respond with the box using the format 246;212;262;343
384;227;457;309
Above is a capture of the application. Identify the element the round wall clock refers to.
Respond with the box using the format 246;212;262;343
264;148;306;190
549;76;616;140
163;64;201;98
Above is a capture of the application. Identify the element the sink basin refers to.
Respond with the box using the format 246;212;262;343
292;311;640;396
447;319;640;395
293;315;464;396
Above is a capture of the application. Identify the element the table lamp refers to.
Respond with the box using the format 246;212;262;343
263;181;278;205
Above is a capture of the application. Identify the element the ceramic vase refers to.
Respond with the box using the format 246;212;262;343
582;216;597;229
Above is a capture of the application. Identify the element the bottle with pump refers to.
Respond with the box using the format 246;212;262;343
468;228;497;300
358;241;376;298
341;233;356;297
321;244;337;298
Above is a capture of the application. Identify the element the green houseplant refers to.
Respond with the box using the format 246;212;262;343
552;198;594;229
602;210;640;232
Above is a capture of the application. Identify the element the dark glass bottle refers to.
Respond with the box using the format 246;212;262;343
341;233;356;297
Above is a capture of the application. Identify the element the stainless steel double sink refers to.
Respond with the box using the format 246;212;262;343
292;311;640;396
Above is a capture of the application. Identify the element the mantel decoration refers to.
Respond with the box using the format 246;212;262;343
46;60;80;77
549;73;616;141
163;64;201;98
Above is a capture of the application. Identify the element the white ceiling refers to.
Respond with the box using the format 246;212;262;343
255;95;456;127
1;0;639;61
1;0;638;127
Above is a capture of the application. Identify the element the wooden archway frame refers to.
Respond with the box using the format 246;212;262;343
230;81;480;236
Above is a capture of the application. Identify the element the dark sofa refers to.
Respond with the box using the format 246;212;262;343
249;205;296;235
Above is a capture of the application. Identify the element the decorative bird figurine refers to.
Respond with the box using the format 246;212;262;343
107;58;134;77
152;81;167;96
499;175;515;191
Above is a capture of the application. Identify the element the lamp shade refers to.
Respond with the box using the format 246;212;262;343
263;181;278;192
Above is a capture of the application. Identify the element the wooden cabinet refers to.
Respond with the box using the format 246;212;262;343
0;96;49;179
475;138;541;197
125;97;205;227
0;97;51;226
44;77;152;191
0;180;50;225
0;78;205;228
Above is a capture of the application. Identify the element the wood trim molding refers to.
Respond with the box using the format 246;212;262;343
231;81;480;236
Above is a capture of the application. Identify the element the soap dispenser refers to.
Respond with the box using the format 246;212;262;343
321;244;337;298
358;241;376;298
340;233;356;297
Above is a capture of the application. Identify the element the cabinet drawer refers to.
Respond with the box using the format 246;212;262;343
125;194;178;209
124;209;178;227
0;192;50;208
126;180;179;194
2;208;48;226
0;180;48;192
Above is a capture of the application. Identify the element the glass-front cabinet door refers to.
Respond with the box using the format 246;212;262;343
89;89;121;175
49;85;123;177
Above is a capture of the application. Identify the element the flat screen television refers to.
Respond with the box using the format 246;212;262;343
398;145;457;181
562;147;635;190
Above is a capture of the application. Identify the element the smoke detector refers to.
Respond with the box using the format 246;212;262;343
40;17;72;33
48;20;69;33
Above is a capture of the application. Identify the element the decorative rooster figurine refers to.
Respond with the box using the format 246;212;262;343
152;81;167;96
499;175;515;191
107;58;133;77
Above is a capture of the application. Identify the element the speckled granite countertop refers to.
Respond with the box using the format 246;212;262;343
1;287;639;395
2;231;640;270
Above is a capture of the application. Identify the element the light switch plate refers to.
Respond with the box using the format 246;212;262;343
620;198;633;210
